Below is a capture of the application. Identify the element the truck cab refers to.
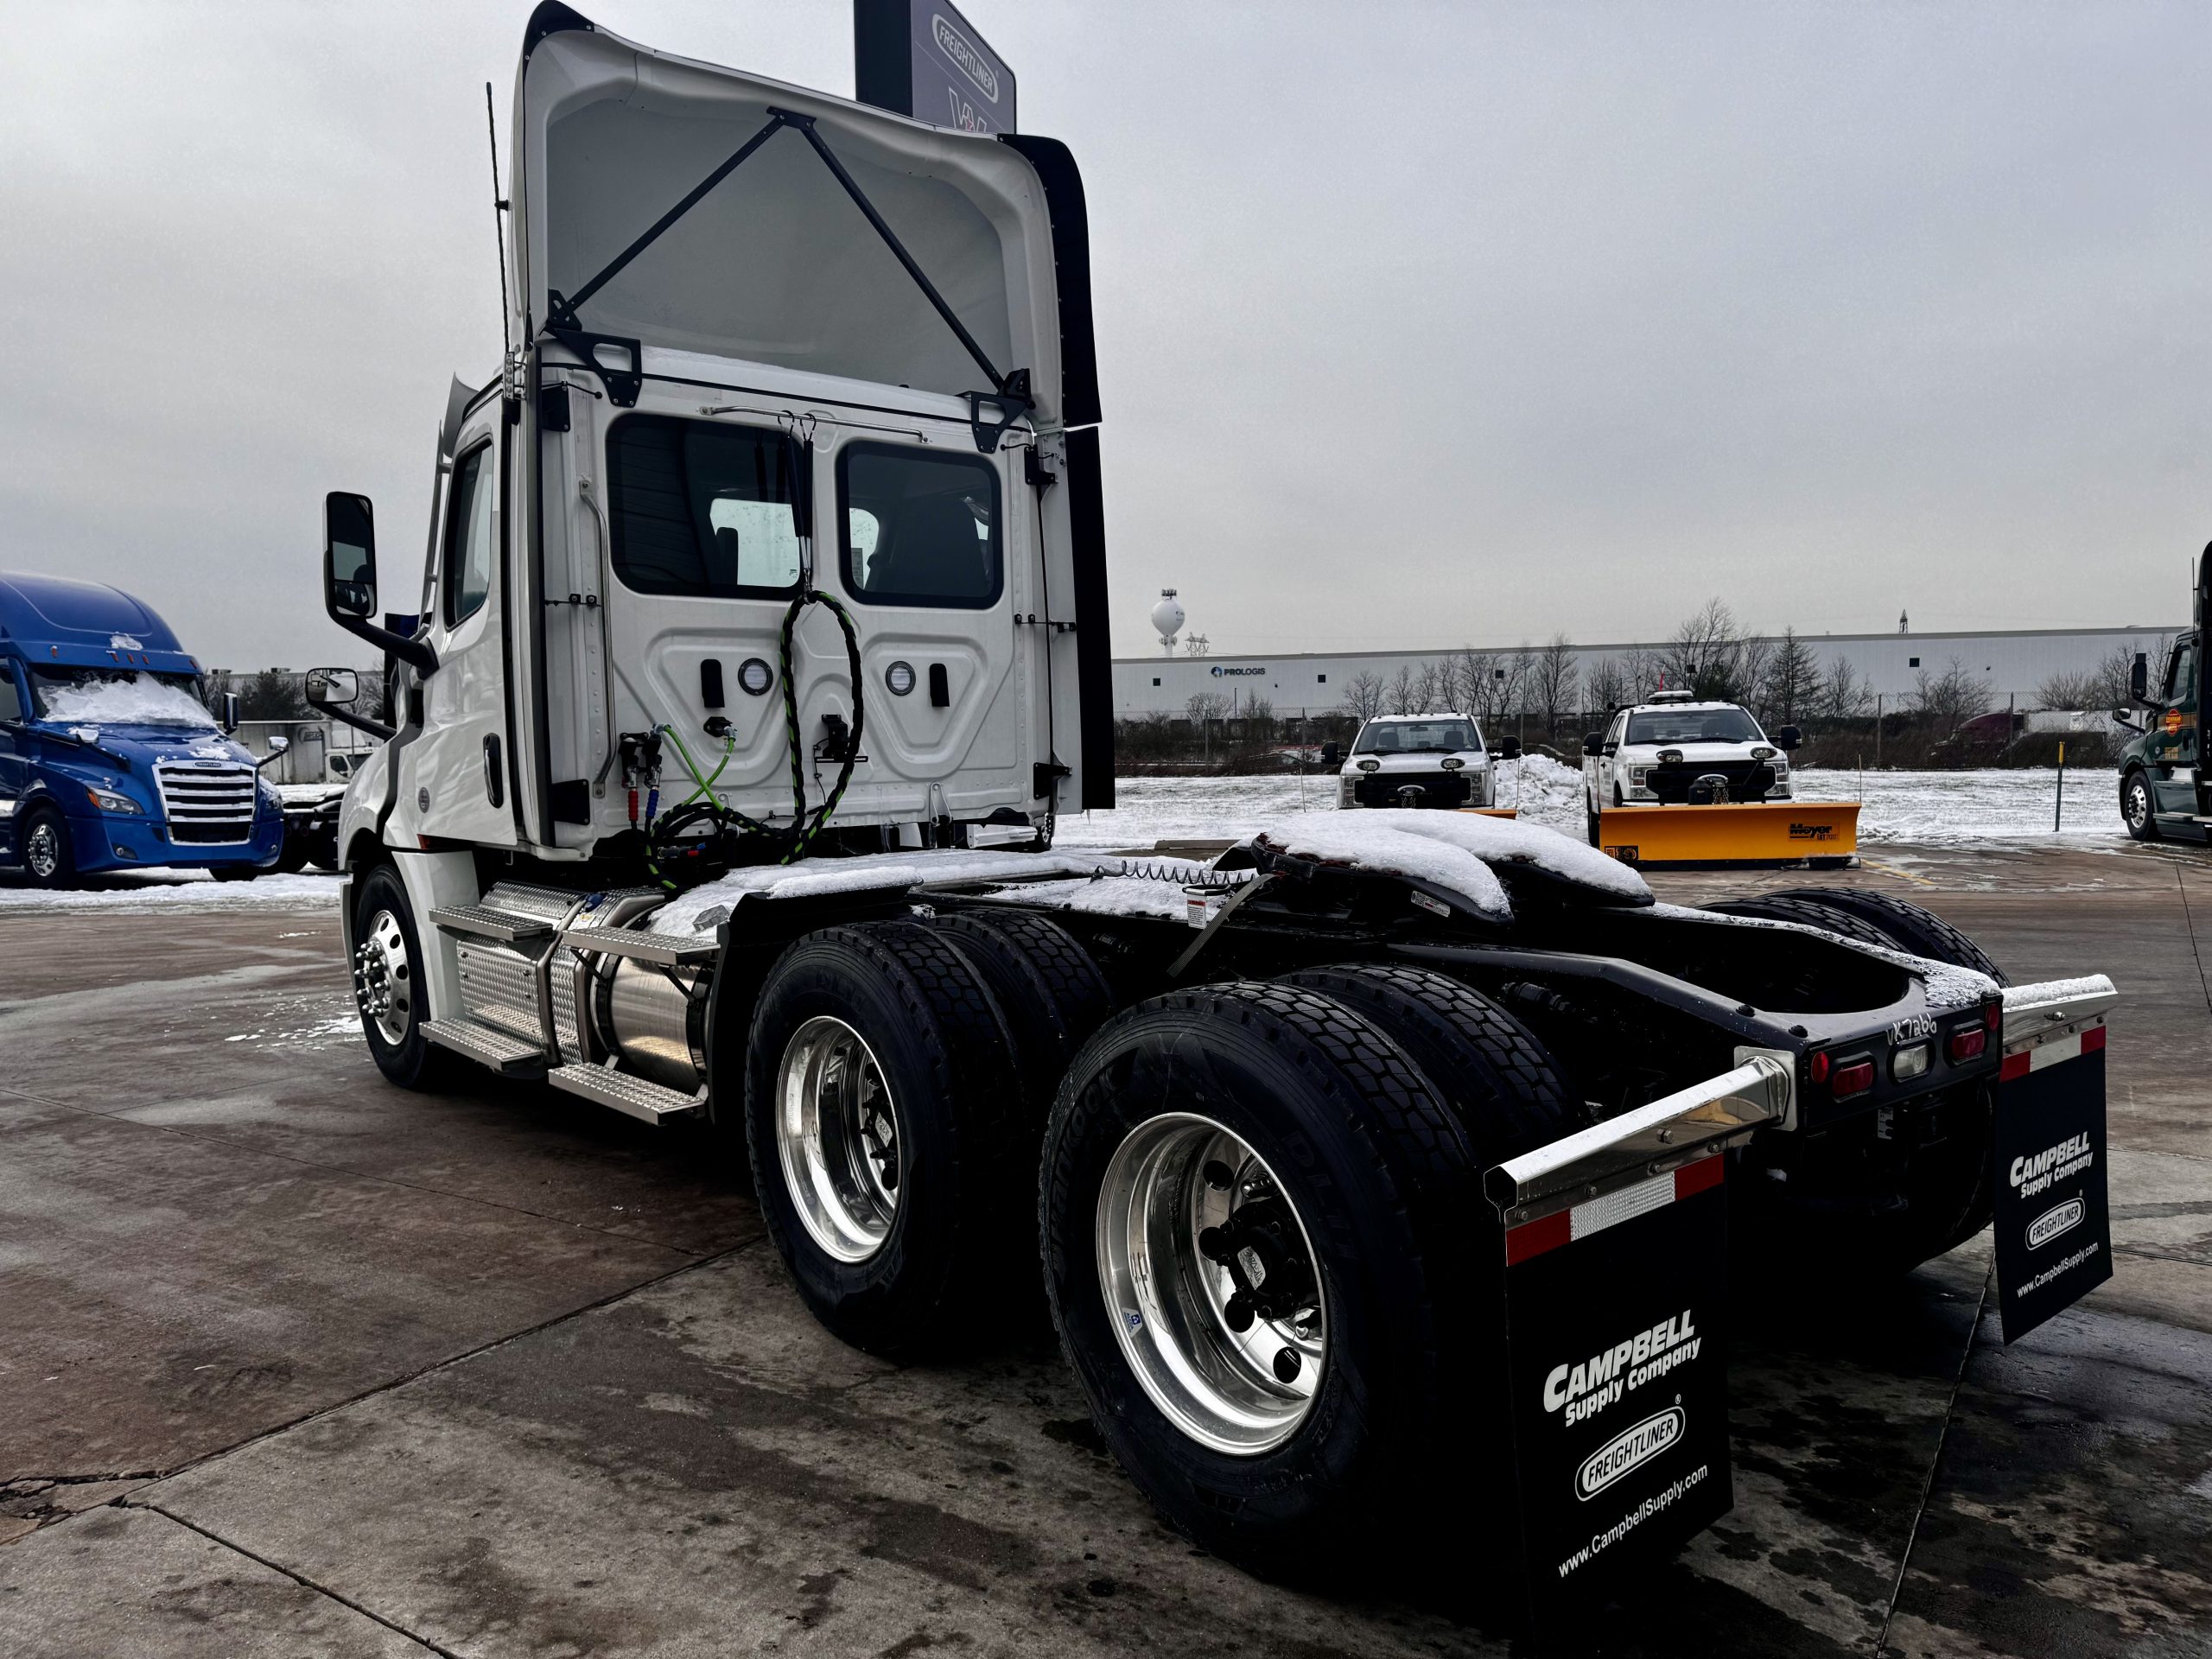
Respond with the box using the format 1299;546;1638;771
1335;712;1499;808
0;572;283;886
1584;692;1797;835
2117;626;2204;842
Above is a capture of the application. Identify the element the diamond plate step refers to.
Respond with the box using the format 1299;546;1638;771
424;1017;547;1076
547;1063;705;1124
560;926;718;967
429;904;554;944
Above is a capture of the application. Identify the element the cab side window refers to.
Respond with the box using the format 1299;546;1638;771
1605;714;1627;748
0;668;21;724
2165;641;2196;705
443;443;496;626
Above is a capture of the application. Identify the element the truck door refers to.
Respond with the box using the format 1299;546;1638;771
412;410;519;846
0;661;23;860
2150;634;2198;817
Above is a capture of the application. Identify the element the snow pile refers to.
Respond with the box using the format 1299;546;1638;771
37;673;217;730
1490;754;1588;834
0;870;340;914
988;874;1200;923
645;849;1219;934
1245;808;1650;921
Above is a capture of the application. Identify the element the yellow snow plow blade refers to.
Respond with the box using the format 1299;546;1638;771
1461;808;1519;819
1597;801;1859;867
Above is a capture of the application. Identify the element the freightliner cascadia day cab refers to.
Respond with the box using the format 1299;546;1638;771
308;5;2120;1604
0;571;286;886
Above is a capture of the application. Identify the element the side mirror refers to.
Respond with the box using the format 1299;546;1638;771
267;734;289;754
1497;735;1522;760
220;691;239;734
1321;742;1341;768
2131;652;2150;704
1582;730;1604;754
324;492;378;620
306;666;359;708
1775;725;1802;751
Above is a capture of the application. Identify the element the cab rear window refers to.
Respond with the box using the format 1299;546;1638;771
606;416;806;599
838;443;1001;609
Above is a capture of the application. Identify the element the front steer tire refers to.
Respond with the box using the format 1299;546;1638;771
17;804;76;889
744;921;1023;1360
2121;768;2160;842
351;863;454;1090
1041;982;1503;1584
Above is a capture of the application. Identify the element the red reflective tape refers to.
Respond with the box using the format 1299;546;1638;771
1504;1209;1572;1266
2082;1024;2107;1053
1675;1155;1725;1200
1999;1050;2031;1082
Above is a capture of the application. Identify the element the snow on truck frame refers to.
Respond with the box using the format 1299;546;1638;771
308;6;2119;1606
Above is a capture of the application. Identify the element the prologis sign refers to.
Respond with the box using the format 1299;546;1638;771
855;0;1017;136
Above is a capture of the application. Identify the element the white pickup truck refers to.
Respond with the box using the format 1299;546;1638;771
1582;693;1799;841
1331;712;1514;810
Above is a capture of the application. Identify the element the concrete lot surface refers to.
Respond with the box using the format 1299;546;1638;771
1;845;2208;1656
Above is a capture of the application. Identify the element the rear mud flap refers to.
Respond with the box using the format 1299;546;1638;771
1484;1058;1786;1624
1599;800;1859;867
1993;982;2117;1342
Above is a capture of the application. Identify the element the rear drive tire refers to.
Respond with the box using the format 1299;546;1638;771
276;834;311;874
1702;893;1899;950
2122;768;2160;842
18;804;75;889
745;920;1023;1358
1762;887;2009;986
1279;963;1586;1157
213;865;261;883
351;862;453;1090
1043;982;1499;1583
928;910;1113;1115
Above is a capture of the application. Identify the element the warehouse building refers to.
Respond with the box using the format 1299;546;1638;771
1112;624;2181;719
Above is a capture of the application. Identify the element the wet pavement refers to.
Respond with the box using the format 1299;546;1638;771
0;847;2206;1656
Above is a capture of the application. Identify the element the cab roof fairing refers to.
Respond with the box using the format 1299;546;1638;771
507;15;1071;428
0;571;198;675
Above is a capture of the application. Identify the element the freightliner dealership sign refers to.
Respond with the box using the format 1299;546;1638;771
854;0;1017;135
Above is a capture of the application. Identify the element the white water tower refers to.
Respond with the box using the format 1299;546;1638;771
1151;588;1185;657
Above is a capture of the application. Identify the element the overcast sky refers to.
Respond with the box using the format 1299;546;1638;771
3;2;2207;670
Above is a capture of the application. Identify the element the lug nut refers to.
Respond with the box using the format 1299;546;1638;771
1273;1347;1301;1383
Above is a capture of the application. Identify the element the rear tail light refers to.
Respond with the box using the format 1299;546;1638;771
1831;1058;1876;1098
1948;1027;1987;1065
1808;1050;1830;1084
1983;1001;2001;1031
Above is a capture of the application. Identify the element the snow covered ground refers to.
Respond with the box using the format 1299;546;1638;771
1054;759;2128;851
0;762;2132;914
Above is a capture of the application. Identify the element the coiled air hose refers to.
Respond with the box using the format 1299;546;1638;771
642;587;866;891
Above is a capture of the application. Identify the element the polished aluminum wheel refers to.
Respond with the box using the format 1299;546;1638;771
24;816;62;881
354;908;414;1047
776;1015;900;1263
1096;1113;1325;1456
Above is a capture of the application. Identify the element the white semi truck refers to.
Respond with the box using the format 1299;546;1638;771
308;6;2118;1601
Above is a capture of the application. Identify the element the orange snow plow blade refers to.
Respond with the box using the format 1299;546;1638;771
1597;801;1859;868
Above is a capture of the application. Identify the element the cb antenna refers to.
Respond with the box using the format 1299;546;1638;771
485;82;512;364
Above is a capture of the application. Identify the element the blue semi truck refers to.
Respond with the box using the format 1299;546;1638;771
0;571;288;887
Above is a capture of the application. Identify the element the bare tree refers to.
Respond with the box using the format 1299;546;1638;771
1241;696;1274;740
1185;690;1229;724
2039;641;2167;710
1661;600;1745;700
1339;671;1386;723
1624;646;1664;702
1821;656;1870;718
1386;663;1422;715
1409;660;1444;714
1585;655;1628;720
1913;658;1993;734
1529;634;1579;739
1760;627;1820;726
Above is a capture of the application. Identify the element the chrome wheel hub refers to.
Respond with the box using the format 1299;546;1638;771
1096;1113;1325;1456
776;1016;900;1263
25;820;60;880
353;908;414;1046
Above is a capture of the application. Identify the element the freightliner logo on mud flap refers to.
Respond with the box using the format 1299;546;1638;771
1542;1309;1700;1427
1576;1408;1685;1501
